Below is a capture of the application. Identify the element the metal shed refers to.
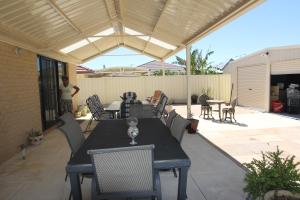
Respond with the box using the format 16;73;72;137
223;45;300;112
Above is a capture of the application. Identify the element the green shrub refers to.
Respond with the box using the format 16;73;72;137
244;147;300;199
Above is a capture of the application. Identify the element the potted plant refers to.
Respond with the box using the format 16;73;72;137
80;105;88;116
191;94;198;104
28;129;43;145
186;114;199;134
244;147;300;200
75;111;81;118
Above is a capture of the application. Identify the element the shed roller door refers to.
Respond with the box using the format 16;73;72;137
238;65;267;110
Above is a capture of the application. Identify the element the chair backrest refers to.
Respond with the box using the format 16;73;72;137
122;92;137;101
120;98;141;118
128;104;144;118
199;94;209;106
229;83;234;104
86;96;103;120
59;113;85;154
170;115;190;143
88;145;155;194
165;109;178;128
92;94;105;112
156;93;168;117
231;97;238;109
150;90;162;104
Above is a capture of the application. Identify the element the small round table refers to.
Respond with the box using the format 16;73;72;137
207;100;225;121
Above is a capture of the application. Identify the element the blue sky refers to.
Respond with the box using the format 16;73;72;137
84;0;300;69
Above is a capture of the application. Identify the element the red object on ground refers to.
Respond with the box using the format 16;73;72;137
272;100;283;113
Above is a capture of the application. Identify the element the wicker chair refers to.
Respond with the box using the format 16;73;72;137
59;113;90;200
169;114;190;178
128;103;155;118
199;94;212;119
222;97;238;122
120;91;137;101
165;109;178;128
88;145;161;200
146;90;162;106
120;98;142;118
154;93;168;118
85;95;111;131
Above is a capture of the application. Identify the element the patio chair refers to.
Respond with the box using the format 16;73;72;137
85;95;111;131
88;145;161;200
199;94;212;119
225;83;234;106
222;97;238;122
120;91;137;101
128;104;155;118
154;93;168;118
169;115;190;177
146;90;162;106
59;113;91;199
120;98;142;118
165;109;178;128
92;94;105;112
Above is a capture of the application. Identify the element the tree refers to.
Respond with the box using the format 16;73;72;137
173;48;218;75
152;70;184;76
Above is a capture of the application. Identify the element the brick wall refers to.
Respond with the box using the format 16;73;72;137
67;63;78;112
0;41;42;163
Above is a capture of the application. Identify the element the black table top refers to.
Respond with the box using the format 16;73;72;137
68;118;190;168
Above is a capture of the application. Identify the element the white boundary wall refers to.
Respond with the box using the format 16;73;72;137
77;75;231;105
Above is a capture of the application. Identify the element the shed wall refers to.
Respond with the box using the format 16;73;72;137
224;46;300;112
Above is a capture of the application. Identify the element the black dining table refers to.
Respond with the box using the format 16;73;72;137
67;118;191;200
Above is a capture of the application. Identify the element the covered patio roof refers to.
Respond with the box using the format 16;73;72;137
0;0;263;64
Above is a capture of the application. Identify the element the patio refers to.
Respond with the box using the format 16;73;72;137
174;104;300;164
2;104;300;199
0;119;248;200
0;0;278;199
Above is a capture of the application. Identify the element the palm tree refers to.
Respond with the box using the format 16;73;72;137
173;48;216;75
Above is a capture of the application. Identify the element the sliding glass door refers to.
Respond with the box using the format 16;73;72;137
37;56;66;130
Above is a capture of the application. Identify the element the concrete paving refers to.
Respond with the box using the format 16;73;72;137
173;104;300;164
0;119;248;200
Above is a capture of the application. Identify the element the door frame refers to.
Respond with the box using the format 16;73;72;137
37;55;67;130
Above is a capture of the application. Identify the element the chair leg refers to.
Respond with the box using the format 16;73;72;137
80;175;84;184
200;107;203;117
155;170;162;200
84;117;93;133
172;168;178;178
233;111;236;122
91;177;96;200
210;107;213;118
68;190;72;200
229;112;233;123
65;173;68;182
65;153;73;182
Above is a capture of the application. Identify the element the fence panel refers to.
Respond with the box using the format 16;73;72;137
77;75;231;105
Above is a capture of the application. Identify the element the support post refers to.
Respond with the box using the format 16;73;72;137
161;60;165;76
265;52;271;112
186;45;192;118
